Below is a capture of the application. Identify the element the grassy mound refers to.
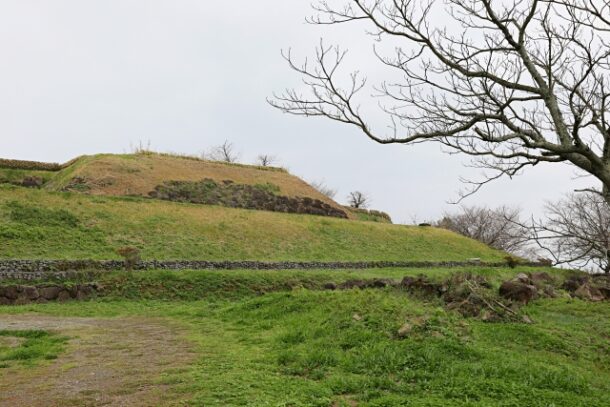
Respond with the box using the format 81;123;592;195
0;186;504;261
39;153;347;213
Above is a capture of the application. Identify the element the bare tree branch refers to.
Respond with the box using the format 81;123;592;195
210;140;240;163
271;0;610;199
435;205;529;254
256;154;277;167
530;191;610;273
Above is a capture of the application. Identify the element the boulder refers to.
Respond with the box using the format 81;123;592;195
530;272;554;285
0;286;19;300
514;273;531;284
39;286;63;301
400;276;444;297
322;283;337;290
21;176;43;188
23;286;39;300
339;280;368;290
13;297;30;306
499;281;538;304
563;275;590;292
57;290;72;302
574;284;605;302
397;323;413;338
370;279;393;288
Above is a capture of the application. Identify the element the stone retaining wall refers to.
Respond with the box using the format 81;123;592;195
0;283;98;305
0;259;548;279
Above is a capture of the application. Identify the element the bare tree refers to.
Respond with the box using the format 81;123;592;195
436;206;529;254
210;140;240;163
311;180;338;199
532;192;610;273
270;1;610;201
348;191;370;208
256;154;277;167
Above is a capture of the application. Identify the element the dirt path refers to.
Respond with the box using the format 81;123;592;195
0;315;196;407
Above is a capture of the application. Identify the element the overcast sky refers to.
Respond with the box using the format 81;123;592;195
0;1;594;222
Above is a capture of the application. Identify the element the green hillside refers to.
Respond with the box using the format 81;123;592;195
0;186;503;261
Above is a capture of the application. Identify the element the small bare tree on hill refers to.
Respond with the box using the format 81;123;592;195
210;140;240;163
271;0;610;201
256;154;277;167
348;191;370;208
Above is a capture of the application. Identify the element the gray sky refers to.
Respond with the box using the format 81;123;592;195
0;0;593;222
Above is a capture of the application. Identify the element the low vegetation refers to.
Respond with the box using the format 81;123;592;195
345;207;392;223
0;330;67;369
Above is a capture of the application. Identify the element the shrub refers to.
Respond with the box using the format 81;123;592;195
345;207;392;223
117;246;141;271
0;158;62;171
505;255;520;269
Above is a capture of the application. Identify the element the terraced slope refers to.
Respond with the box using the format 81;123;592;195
0;187;504;261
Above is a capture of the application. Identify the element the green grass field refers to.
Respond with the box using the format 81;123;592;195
1;267;608;406
0;186;504;261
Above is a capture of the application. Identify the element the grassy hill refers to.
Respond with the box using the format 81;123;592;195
41;153;349;214
0;186;503;261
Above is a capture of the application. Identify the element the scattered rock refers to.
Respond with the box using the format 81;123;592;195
514;273;531;284
338;279;395;290
574;283;605;302
21;176;44;188
400;276;444;297
340;280;368;290
397;323;413;338
522;315;534;324
542;285;558;298
562;275;590;292
446;300;484;318
499;281;538;304
530;272;554;284
322;282;337;290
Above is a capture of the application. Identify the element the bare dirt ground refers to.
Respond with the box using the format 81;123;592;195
0;315;196;407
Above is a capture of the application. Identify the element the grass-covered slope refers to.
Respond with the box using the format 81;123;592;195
0;186;504;261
